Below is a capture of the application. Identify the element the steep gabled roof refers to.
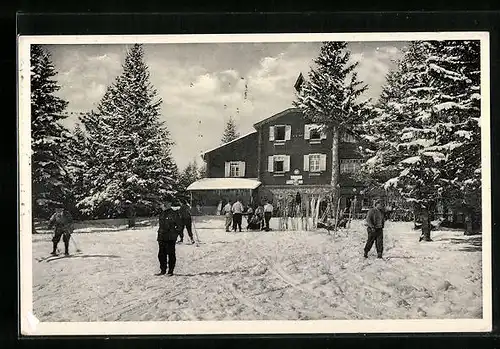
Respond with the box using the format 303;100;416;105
201;130;257;159
252;107;302;129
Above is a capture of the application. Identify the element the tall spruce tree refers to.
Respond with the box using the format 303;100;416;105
66;123;89;219
221;116;240;144
363;40;481;239
294;41;367;217
78;44;179;218
31;44;72;218
424;40;481;234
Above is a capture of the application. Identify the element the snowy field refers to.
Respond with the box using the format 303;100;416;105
31;217;482;322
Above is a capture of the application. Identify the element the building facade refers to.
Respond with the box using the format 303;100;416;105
188;107;380;215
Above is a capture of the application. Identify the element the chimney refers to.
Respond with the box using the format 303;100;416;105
294;72;304;92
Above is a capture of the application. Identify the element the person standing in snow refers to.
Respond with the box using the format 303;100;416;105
364;199;385;259
231;198;244;232
223;200;233;232
246;204;254;230
178;200;195;244
48;206;74;256
156;197;182;276
263;199;274;231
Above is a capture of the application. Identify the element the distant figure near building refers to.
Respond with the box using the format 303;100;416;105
178;200;195;244
156;197;182;276
223;200;233;232
246;205;254;230
48;206;74;256
364;199;385;259
232;198;244;232
263;200;274;231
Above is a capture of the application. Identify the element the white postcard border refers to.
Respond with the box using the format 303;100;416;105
17;31;492;336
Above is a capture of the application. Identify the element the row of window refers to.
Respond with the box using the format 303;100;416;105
224;158;364;177
269;124;357;143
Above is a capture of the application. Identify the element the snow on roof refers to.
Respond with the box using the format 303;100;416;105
201;130;257;157
187;178;262;191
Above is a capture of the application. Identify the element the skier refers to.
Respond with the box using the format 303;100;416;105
156;197;182;276
364;199;385;259
263;199;274;231
223;200;233;232
178;200;195;244
47;206;74;256
231;198;244;232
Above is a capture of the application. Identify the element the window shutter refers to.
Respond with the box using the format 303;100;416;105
269;126;275;141
268;156;274;172
304;125;310;140
303;155;309;171
319;154;327;171
284;156;291;172
224;162;230;177
285;125;292;140
240;161;246;177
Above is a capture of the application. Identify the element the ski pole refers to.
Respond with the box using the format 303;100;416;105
192;219;201;245
70;233;82;252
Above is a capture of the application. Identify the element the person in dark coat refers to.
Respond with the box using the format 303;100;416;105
156;197;182;276
364;199;385;259
178;200;195;244
48;206;74;256
246;205;254;230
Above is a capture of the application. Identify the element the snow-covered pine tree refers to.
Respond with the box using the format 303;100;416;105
31;44;72;219
65;123;89;219
221;116;240;144
364;41;443;241
178;160;201;201
78;44;179;218
294;41;368;217
365;40;481;239
424;40;481;235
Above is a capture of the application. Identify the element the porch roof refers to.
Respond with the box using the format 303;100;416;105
186;178;262;191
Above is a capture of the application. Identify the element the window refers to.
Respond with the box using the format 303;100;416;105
310;128;321;140
275;126;286;141
304;154;327;172
305;124;326;141
309;154;321;172
230;162;241;177
269;125;291;142
274;158;284;172
225;161;245;177
268;155;290;173
341;132;356;143
340;159;364;173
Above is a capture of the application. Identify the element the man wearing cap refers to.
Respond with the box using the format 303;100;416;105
48;206;74;256
364;199;385;259
156;197;182;276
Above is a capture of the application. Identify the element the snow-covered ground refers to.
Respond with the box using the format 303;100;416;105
31;217;482;322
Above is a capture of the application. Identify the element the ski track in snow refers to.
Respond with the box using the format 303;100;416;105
31;218;483;322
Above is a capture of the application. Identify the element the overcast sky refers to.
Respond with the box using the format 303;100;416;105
44;41;406;170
